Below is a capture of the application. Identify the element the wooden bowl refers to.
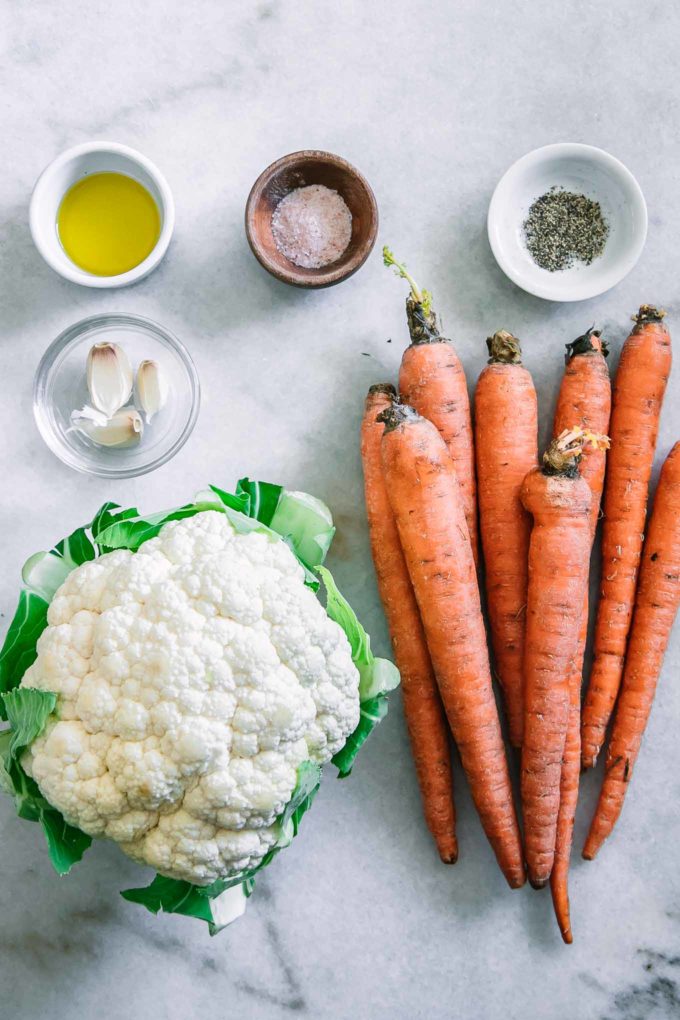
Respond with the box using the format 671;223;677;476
245;150;378;288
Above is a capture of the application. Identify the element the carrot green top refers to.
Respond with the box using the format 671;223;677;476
383;246;442;346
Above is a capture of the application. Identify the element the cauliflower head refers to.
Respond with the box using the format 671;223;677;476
20;511;360;885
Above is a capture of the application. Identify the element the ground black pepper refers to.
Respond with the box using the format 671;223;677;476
522;187;609;272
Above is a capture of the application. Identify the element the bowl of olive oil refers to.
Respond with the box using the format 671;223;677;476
30;141;174;288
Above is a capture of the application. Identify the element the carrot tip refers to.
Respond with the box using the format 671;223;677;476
529;877;548;890
439;850;458;865
561;928;574;945
583;821;606;859
436;836;459;865
507;871;527;890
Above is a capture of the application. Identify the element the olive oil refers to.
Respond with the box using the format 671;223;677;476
57;172;161;276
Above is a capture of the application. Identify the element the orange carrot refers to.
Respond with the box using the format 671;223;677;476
550;330;611;942
584;441;680;859
474;329;538;747
549;624;585;942
361;384;458;863
582;307;672;768
380;402;525;888
555;329;612;526
383;248;479;564
521;430;595;889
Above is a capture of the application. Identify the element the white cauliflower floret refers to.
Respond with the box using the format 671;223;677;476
21;511;360;884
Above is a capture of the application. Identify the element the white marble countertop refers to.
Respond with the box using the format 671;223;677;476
2;2;680;1018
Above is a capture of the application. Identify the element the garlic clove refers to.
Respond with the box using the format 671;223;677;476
87;342;133;417
136;359;168;423
71;406;144;448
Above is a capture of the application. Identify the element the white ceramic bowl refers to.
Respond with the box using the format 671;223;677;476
487;143;647;302
30;141;175;288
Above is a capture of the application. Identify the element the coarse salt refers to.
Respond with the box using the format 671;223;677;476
271;184;352;269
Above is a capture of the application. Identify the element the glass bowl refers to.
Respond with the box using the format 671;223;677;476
34;313;200;478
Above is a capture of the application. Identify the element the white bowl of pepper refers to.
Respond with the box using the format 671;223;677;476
487;143;647;302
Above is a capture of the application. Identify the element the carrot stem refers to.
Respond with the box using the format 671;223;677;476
486;329;523;365
564;326;609;361
382;245;438;344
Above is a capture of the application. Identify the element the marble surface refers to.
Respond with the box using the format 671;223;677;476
2;2;680;1017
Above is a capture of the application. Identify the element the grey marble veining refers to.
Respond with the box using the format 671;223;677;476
2;2;680;1018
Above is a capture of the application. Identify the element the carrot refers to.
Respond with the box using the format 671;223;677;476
361;384;458;863
549;330;611;942
554;328;612;527
379;402;525;888
549;630;584;942
581;306;672;768
474;329;538;747
383;248;479;565
521;430;597;889
583;441;680;859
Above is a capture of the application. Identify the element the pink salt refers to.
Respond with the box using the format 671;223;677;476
271;184;353;269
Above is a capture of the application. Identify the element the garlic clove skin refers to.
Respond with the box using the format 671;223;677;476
71;406;144;448
87;342;133;417
136;359;168;423
70;404;109;427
